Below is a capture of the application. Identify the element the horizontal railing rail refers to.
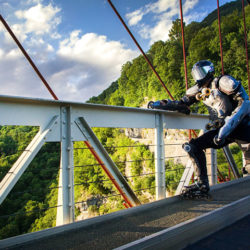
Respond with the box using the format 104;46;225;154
0;94;241;240
0;95;208;131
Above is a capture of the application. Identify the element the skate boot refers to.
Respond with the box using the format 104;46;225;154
242;167;248;175
181;181;211;200
242;166;250;177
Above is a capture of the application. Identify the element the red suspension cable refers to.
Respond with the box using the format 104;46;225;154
217;0;224;75
241;0;250;97
107;0;198;138
107;0;174;100
179;0;193;139
179;0;188;90
0;14;137;206
0;15;58;100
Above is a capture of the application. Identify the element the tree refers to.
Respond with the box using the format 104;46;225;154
169;19;182;42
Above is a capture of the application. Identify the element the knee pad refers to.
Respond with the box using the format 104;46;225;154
182;140;199;156
182;141;201;167
182;141;207;180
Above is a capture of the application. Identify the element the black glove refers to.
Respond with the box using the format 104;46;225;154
147;99;190;115
147;100;167;109
205;118;225;130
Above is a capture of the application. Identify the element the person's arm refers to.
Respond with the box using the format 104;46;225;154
214;75;250;145
147;84;200;114
180;84;200;106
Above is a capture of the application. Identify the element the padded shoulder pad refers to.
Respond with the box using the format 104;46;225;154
186;84;199;97
219;75;240;95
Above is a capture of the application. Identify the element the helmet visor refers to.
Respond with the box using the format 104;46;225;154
191;65;212;82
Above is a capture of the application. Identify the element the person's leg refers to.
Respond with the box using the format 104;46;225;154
183;129;227;190
229;117;250;143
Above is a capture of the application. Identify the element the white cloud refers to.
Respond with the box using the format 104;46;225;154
4;0;202;102
5;48;23;59
53;30;139;101
47;44;54;52
0;1;139;102
58;31;137;68
183;0;199;13
147;19;173;43
0;54;51;99
126;0;200;45
148;0;178;13
15;3;61;36
126;9;144;26
0;49;4;58
25;0;41;4
0;29;139;101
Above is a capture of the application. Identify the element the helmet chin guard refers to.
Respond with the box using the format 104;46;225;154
191;60;215;87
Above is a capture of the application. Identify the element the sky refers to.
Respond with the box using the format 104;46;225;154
0;0;234;102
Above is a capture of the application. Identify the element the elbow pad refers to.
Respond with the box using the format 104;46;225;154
181;84;200;106
217;75;250;140
218;75;240;95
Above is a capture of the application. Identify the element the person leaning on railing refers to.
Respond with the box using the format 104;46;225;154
148;60;250;196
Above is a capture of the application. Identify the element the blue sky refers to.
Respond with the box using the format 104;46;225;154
0;0;233;102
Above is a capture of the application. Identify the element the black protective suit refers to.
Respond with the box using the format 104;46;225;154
181;74;250;185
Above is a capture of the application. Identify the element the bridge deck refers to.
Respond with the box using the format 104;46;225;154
2;177;250;250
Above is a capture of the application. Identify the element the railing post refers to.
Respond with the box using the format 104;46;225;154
56;106;74;225
210;149;217;185
155;113;166;200
223;146;241;179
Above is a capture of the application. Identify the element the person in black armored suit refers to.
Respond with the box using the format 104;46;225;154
148;60;250;197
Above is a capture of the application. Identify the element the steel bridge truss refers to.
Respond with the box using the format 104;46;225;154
0;95;238;225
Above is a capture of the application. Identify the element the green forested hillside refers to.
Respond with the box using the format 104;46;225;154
0;126;60;238
201;0;248;27
0;1;249;239
89;1;249;109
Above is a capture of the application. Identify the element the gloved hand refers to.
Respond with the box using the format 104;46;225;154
205;118;225;130
213;135;225;146
147;100;190;114
147;100;167;109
